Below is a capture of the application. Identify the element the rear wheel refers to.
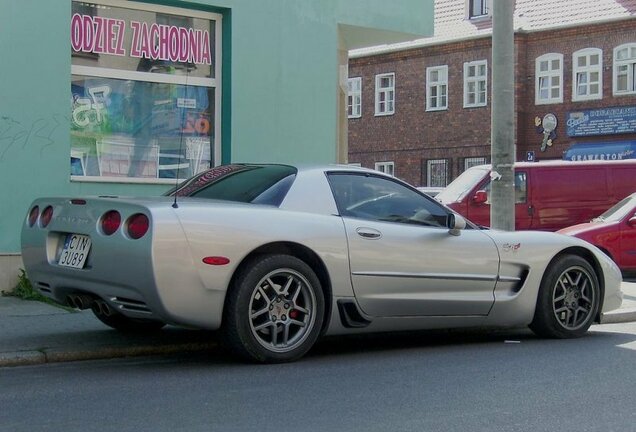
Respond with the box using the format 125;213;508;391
92;306;165;332
223;254;324;363
530;255;600;338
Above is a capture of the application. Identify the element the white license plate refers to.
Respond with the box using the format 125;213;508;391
58;234;91;269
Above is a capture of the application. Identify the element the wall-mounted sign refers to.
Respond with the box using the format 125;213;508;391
567;106;636;137
535;113;557;151
70;13;212;65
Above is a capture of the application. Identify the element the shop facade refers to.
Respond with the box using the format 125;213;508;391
0;0;433;289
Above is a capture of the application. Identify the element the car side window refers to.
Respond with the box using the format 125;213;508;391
327;172;449;228
482;171;527;204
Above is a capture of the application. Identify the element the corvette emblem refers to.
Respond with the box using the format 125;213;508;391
503;242;521;252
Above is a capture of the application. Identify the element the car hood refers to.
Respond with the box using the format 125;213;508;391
558;221;618;238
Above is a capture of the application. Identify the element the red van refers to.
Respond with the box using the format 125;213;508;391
436;159;636;231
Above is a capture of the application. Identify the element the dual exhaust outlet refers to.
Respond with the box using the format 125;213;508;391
66;294;113;317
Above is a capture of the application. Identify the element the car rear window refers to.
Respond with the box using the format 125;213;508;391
167;164;297;206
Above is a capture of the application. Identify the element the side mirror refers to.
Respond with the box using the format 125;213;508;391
473;190;488;204
447;213;467;236
628;216;636;227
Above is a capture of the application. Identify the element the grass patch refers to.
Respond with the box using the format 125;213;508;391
2;269;75;311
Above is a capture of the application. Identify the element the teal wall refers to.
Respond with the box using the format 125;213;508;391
0;0;432;253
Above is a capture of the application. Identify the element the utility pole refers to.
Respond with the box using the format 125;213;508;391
490;0;516;231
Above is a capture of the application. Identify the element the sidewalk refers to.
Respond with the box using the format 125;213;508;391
1;281;635;368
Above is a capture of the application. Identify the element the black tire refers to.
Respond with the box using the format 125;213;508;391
223;254;325;363
92;307;166;332
529;255;600;339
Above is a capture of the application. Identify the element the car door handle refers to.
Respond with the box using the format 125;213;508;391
356;227;382;239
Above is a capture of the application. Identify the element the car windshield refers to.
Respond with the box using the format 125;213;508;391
595;194;636;222
165;164;297;206
436;166;489;203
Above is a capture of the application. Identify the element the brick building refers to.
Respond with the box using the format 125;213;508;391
347;0;636;188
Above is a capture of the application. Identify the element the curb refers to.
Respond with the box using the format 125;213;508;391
0;341;217;368
601;307;636;325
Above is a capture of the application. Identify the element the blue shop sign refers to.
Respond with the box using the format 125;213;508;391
566;106;636;137
563;141;636;161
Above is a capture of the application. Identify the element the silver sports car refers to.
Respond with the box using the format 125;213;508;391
21;164;623;362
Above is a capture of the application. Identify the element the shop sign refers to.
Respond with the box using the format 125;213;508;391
70;13;212;65
566;106;636;137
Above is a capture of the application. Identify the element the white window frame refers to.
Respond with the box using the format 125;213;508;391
375;161;394;176
464;156;487;171
573;48;603;102
463;60;487;108
347;77;362;118
426;65;448;111
375;73;395;116
614;43;636;96
535;53;563;105
70;0;222;184
466;0;490;19
426;159;449;187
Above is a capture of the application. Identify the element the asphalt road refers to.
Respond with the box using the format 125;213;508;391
2;323;636;432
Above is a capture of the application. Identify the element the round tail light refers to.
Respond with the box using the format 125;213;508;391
101;210;121;235
28;206;39;227
40;206;54;228
127;213;149;239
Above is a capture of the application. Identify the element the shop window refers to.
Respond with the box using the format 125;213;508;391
535;53;563;105
375;161;395;176
70;1;221;182
614;43;636;96
467;0;490;19
375;73;395;116
573;48;602;101
463;60;487;108
347;77;362;118
425;159;450;187
426;65;448;111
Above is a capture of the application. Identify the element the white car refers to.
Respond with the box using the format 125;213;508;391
21;163;623;362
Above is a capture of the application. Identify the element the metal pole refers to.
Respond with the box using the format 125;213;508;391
490;0;516;231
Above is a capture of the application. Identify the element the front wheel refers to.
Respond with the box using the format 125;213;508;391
530;255;600;339
223;254;325;363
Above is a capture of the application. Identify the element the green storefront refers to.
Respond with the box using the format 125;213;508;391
0;0;432;289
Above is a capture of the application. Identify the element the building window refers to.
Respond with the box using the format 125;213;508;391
426;66;448;111
375;73;395;116
70;1;221;182
535;53;563;104
464;156;488;171
573;48;602;101
425;159;450;187
375;161;394;176
614;43;636;96
347;77;362;118
463;60;487;108
467;0;489;19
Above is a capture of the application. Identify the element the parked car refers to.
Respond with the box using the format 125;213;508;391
559;193;636;276
21;163;622;363
437;159;636;231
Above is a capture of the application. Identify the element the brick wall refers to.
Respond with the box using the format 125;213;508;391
348;18;636;186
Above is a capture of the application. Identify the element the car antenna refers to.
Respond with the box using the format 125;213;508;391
172;65;190;209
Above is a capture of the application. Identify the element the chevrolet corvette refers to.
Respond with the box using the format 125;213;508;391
21;164;623;362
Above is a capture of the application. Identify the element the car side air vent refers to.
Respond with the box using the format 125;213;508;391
337;299;373;328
